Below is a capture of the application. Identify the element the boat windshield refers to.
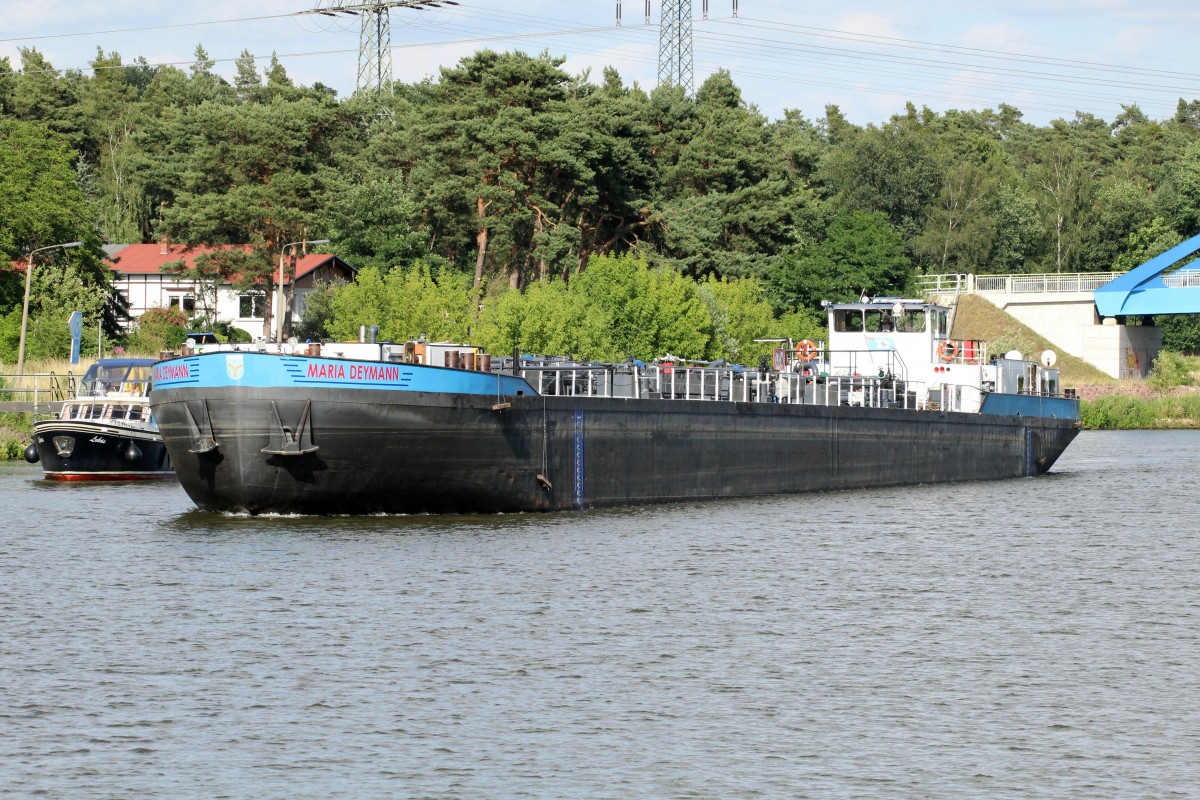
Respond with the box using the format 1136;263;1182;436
80;361;155;396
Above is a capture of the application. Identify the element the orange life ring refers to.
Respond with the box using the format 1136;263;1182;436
939;340;958;363
796;339;817;360
662;361;674;375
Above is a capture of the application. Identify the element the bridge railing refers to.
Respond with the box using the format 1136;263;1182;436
919;272;1124;296
916;273;967;294
1162;269;1200;288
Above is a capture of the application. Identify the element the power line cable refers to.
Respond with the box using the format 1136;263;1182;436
0;12;298;44
731;15;1200;83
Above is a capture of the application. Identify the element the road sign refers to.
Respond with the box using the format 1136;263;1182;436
68;311;82;365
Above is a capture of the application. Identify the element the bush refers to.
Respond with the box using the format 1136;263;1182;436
294;281;341;342
1158;315;1200;354
1147;351;1194;391
2;439;22;460
124;306;190;355
1081;395;1157;429
202;321;252;344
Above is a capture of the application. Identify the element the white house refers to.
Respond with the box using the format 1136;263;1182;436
104;243;356;339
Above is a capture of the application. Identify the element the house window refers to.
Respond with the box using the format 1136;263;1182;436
239;293;267;319
168;295;196;313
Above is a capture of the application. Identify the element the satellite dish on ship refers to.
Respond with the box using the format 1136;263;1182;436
1040;349;1058;368
1005;349;1023;361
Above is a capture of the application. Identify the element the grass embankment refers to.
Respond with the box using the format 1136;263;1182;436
952;293;1200;429
0;358;97;459
951;294;1113;388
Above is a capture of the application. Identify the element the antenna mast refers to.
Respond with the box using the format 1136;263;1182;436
303;1;461;94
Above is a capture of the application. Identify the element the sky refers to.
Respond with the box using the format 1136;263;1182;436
4;0;1200;126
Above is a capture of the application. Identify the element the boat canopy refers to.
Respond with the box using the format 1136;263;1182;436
80;358;156;396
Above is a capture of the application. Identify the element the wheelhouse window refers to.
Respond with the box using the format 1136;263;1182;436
934;309;949;336
834;310;863;332
239;293;267;319
865;310;891;331
897;310;927;332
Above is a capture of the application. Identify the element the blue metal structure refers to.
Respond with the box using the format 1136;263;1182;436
1094;231;1200;316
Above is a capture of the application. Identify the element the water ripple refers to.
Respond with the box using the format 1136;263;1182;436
2;431;1199;798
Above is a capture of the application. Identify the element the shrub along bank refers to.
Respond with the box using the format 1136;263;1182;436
1081;393;1200;430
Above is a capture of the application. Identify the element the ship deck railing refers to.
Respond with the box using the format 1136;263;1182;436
940;339;989;366
519;363;988;412
34;380;154;428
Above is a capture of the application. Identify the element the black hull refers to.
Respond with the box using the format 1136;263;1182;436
32;421;173;481
151;387;1080;514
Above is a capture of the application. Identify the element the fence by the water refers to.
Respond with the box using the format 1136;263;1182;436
0;373;73;412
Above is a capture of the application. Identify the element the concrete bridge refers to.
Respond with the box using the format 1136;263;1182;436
918;272;1159;379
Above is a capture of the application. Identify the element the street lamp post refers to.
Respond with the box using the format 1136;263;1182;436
277;239;330;343
17;240;84;375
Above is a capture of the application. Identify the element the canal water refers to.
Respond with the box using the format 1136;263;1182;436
2;430;1197;799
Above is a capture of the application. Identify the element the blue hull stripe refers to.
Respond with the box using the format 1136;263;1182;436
152;352;536;397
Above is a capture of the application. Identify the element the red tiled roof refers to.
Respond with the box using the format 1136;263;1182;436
105;243;347;283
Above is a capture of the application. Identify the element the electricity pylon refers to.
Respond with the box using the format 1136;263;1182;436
303;1;460;94
618;1;739;93
657;0;693;91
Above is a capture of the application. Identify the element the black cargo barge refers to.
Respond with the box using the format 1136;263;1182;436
149;298;1081;515
151;384;1078;514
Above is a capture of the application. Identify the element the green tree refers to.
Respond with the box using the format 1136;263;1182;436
1155;142;1200;237
293;280;343;341
1027;138;1095;272
0;119;89;262
913;160;998;273
655;71;814;280
989;184;1045;273
1112;218;1183;272
0;117;117;358
771;211;911;311
19;260;110;361
567;68;656;269
143;95;341;338
8;49;85;144
234;50;263;104
1082;177;1156;270
328;263;475;343
818;115;940;243
471;254;718;361
77;48;155;243
699;275;775;363
475;279;597;356
401;50;581;288
320;172;431;271
124;305;189;355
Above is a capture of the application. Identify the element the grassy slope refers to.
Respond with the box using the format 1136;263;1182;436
949;293;1115;389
